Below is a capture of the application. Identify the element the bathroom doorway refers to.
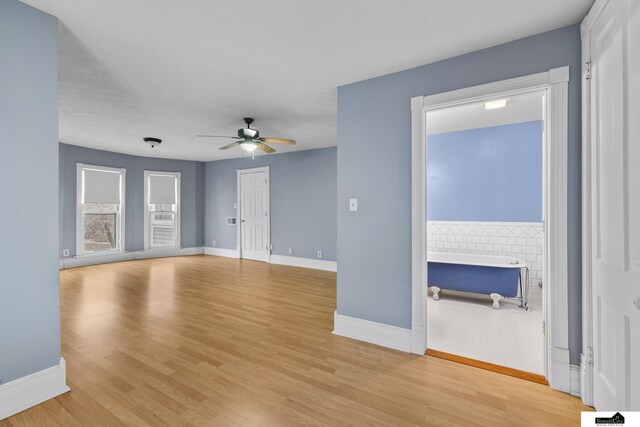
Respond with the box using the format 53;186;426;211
409;68;573;392
424;91;546;378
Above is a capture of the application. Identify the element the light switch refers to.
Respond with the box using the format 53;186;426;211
349;198;358;212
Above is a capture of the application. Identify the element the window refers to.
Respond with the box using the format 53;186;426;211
144;171;180;250
76;164;125;256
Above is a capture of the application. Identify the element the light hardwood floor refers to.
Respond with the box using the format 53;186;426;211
3;255;589;426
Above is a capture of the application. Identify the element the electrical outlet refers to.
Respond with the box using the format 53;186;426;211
317;250;322;259
233;203;237;209
212;240;216;247
63;249;70;257
288;248;293;255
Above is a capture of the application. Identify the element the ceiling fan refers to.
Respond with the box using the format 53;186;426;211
198;117;296;154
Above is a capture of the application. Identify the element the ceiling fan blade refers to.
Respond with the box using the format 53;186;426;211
256;142;275;153
259;137;296;145
198;135;240;139
219;142;239;150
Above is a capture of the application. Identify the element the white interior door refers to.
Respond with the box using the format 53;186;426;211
239;169;270;262
589;0;640;411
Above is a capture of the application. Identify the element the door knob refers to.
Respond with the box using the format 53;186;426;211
634;296;640;310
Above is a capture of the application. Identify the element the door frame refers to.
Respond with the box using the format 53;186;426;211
236;166;271;262
579;0;618;408
410;67;571;393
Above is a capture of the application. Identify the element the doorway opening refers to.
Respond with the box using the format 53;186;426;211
237;166;270;262
424;91;546;379
410;67;572;393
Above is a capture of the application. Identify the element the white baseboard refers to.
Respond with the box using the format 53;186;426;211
60;247;204;269
548;346;571;393
203;247;239;258
570;364;581;397
133;247;203;259
411;320;426;355
61;252;133;268
270;255;337;272
333;311;412;353
0;358;70;421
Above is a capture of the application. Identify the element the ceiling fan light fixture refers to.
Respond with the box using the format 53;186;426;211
240;141;258;153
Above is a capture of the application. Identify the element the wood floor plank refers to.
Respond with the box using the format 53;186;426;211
2;255;590;426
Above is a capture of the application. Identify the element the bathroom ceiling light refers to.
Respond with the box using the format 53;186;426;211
484;99;508;110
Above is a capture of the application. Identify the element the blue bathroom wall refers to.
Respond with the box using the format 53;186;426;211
426;121;542;222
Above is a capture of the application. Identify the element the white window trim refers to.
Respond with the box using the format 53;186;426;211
76;163;126;258
143;170;181;251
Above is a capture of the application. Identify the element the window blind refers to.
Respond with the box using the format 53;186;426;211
83;169;121;204
148;174;177;204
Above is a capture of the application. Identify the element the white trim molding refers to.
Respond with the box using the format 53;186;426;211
544;66;571;393
333;311;412;353
203;247;240;258
269;255;337;272
0;358;70;421
411;67;571;390
579;3;598;408
549;347;571;393
570;364;582;397
580;0;609;38
60;247;204;269
133;246;200;260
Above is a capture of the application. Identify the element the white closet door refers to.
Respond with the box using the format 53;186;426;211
239;171;269;262
589;0;640;411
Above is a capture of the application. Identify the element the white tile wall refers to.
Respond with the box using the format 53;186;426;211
427;221;544;282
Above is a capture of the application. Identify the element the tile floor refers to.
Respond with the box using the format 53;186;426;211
426;283;545;374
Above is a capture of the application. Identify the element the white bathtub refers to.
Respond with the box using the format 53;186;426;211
427;251;528;269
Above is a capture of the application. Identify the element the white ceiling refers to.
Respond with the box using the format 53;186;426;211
426;91;545;135
22;0;592;161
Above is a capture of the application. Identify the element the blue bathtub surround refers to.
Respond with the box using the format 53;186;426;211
427;120;543;222
429;262;520;298
427;252;530;310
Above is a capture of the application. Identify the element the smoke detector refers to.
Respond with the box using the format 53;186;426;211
143;137;162;148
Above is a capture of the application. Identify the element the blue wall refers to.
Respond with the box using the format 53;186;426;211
427;121;543;222
0;0;60;383
205;148;337;261
337;25;582;364
59;143;205;257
